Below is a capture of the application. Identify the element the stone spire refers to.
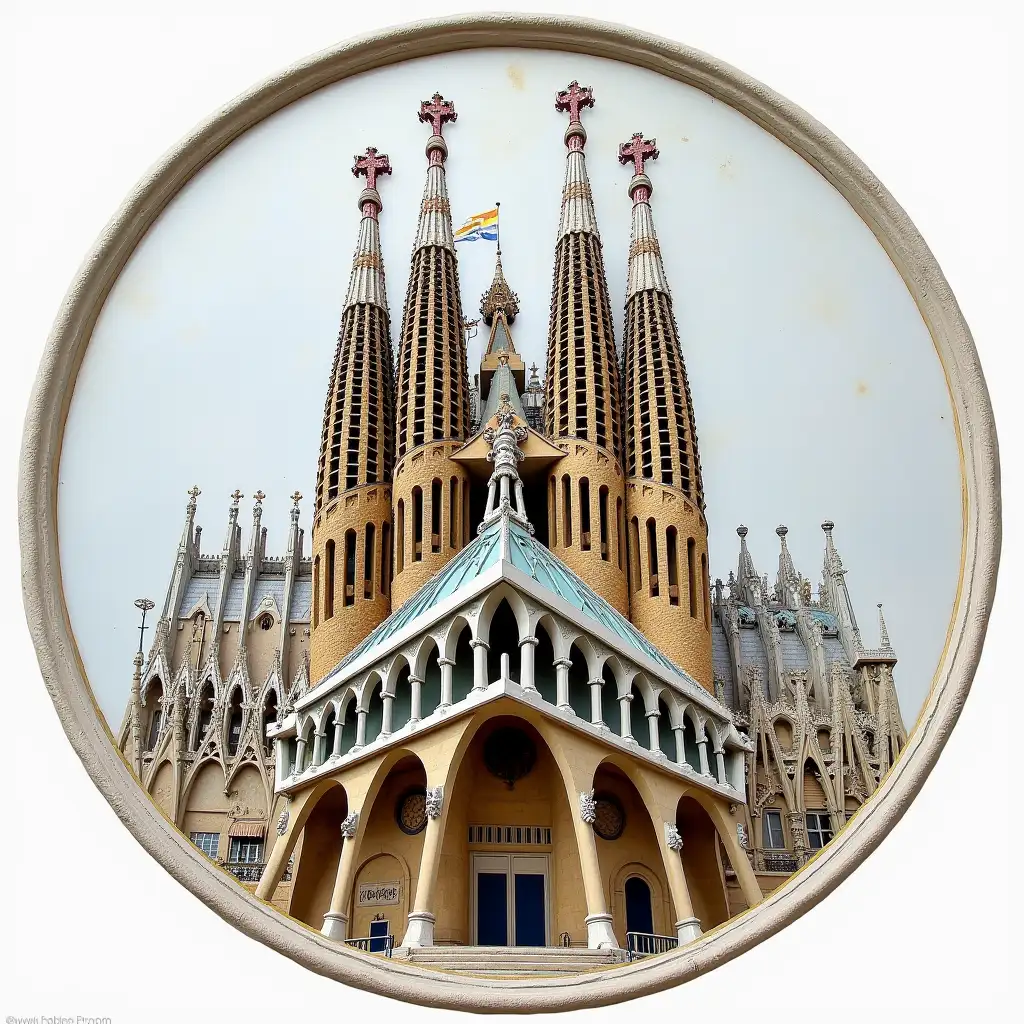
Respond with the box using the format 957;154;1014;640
619;132;704;506
342;147;391;311
310;148;397;681
480;395;533;547
392;92;472;609
480;249;520;326
878;603;893;651
776;524;798;596
542;80;628;614
821;520;863;660
619;129;712;690
736;526;760;603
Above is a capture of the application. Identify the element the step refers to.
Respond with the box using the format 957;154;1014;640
391;946;628;976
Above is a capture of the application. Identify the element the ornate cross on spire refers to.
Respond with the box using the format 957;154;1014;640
290;490;303;507
618;132;659;177
230;489;243;506
352;146;392;192
418;92;457;136
186;485;200;513
253;489;266;506
555;80;594;125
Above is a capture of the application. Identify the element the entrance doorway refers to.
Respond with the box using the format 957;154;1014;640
472;853;549;946
625;875;654;935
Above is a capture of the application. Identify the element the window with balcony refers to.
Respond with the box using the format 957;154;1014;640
806;810;834;849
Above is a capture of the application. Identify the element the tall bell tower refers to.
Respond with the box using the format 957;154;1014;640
391;93;472;608
618;133;712;691
310;146;395;682
543;81;628;614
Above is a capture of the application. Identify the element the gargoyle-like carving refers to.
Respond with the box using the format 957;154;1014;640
665;823;684;851
425;785;443;819
340;811;359;839
579;790;596;824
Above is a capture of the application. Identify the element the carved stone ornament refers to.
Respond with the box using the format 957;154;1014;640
276;809;289;835
425;785;444;819
340;811;359;839
579;789;597;824
665;822;684;852
737;822;748;848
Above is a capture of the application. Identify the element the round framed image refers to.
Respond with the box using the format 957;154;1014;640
593;792;626;841
18;12;1000;1013
395;787;427;836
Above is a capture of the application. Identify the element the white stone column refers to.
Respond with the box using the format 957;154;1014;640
715;749;726;784
381;691;394;738
276;738;287;784
519;636;538;690
409;675;423;724
554;658;572;711
590;679;605;727
332;719;343;758
295;736;307;772
437;657;454;707
353;708;367;751
673;725;686;765
646;709;663;755
698;738;711;777
619;692;634;740
471;638;489;690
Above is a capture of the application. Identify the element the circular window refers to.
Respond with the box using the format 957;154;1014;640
592;792;626;841
395;787;427;835
483;726;536;789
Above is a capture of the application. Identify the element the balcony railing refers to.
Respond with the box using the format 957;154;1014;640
224;861;293;883
753;849;800;873
345;934;395;957
626;932;679;961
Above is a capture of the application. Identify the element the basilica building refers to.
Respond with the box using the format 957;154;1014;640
118;82;906;973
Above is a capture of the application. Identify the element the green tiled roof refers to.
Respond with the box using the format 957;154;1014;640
334;515;686;683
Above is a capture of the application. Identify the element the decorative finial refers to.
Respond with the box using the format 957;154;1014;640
737;525;748;538
253;490;266;506
186;485;201;506
776;524;788;538
352;146;392;193
618;132;659;205
290;491;303;508
419;92;457;136
555;80;594;126
480;246;520;324
821;519;835;534
134;597;155;655
618;132;659;177
230;489;243;506
555;81;594;152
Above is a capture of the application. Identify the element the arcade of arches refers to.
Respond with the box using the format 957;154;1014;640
255;700;760;950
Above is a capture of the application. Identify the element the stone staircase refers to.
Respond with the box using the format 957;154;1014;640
391;945;628;976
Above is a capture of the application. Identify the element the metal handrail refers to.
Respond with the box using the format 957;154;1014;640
625;931;679;961
344;934;395;958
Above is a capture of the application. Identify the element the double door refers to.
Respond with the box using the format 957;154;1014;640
472;853;549;947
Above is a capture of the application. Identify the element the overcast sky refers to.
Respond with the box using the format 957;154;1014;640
57;47;962;729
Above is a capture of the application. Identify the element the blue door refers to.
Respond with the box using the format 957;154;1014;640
625;876;654;936
514;873;546;946
368;917;390;953
477;871;509;946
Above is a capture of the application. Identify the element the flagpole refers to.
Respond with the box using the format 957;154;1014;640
495;201;501;255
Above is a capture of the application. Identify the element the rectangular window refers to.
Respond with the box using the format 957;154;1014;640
762;810;785;849
806;811;834;850
228;837;264;864
190;832;219;858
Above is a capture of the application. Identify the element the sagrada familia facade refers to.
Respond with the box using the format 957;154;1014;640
119;82;906;972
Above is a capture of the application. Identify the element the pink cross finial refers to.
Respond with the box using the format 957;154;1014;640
352;146;392;192
555;80;594;124
618;133;659;177
418;92;457;136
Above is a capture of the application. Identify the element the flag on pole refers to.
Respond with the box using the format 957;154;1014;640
454;207;499;243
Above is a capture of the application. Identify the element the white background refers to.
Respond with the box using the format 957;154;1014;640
4;2;1015;1021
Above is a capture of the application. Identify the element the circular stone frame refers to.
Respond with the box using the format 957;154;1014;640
17;13;1001;1013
